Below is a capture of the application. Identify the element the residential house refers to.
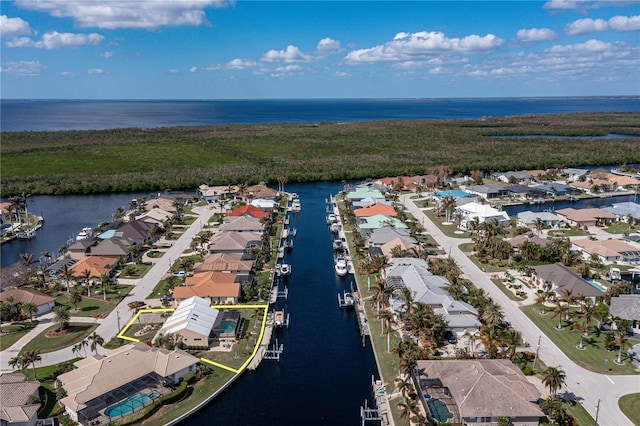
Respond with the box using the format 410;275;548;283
413;359;543;426
380;237;419;258
609;294;640;335
68;256;117;280
555;208;617;228
67;239;97;260
357;214;408;230
463;184;508;199
353;202;398;218
352;197;392;209
0;287;55;317
606;173;640;190
570;179;615;193
199;184;236;203
250;198;278;211
517;211;566;229
562;168;590;181
508;234;553;250
58;343;199;424
410;174;439;190
172;271;242;304
533;182;576;196
363;227;415;247
114;219;155;244
504;185;544;200
245;184;278;200
345;187;386;202
386;259;480;335
195;252;254;275
494;171;531;183
225;204;268;220
455;201;510;229
531;264;603;300
136;208;173;226
156;296;219;347
218;216;265;234
90;238;134;260
603;202;640;222
374;176;412;191
572;238;640;264
208;231;262;259
0;372;41;426
144;197;177;213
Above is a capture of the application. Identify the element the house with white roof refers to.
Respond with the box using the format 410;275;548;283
455;201;510;230
385;258;480;335
156;297;219;347
517;211;566;229
603;202;640;222
0;373;40;426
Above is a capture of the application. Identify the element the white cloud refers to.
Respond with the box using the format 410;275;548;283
208;58;259;70
98;51;114;58
333;71;349;77
14;0;231;30
542;1;625;11
189;66;198;73
564;18;609;35
5;31;104;49
262;45;312;63
344;31;503;65
88;68;104;74
609;15;640;31
270;64;303;78
516;28;558;42
169;69;180;74
0;15;31;36
317;37;342;55
548;38;611;53
61;71;76;77
0;60;46;76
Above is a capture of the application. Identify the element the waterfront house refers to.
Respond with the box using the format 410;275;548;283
0;372;41;426
245;184;278;200
603;202;640;222
173;271;242;304
208;231;262;259
494;171;531;183
218;216;265;234
386;259;480;335
68;256;117;280
531;264;603;300
463;184;508;200
156;296;219;347
516;211;566;229
199;184;237;203
609;294;640;335
555;208;617;228
0;287;55;317
68;239;98;260
570;178;615;193
503;184;543;200
225;204;268;220
562;168;590;181
380;237;419;258
250;198;278;211
413;359;543;426
195;252;254;275
533;182;575;196
374;176;413;191
354;202;398;218
58;343;199;424
136;208;173;226
90;238;134;260
572;238;640;264
410;174;439;190
144;197;177;213
357;214;408;230
114;219;156;244
363;227;415;247
352;197;392;209
606;173;640;190
455;201;510;229
345;187;386;203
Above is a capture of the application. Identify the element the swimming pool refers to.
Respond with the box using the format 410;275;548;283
586;279;607;292
104;391;160;417
220;319;237;334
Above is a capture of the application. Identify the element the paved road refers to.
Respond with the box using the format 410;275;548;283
400;194;639;426
1;205;218;370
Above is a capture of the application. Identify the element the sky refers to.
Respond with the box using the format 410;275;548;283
1;0;639;99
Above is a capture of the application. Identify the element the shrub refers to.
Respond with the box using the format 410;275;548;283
522;366;533;375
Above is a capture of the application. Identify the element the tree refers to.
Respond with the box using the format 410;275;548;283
70;287;83;311
53;305;71;330
542;366;566;397
21;349;42;380
20;302;38;322
88;331;104;355
394;376;414;398
397;397;418;425
99;273;110;301
551;301;569;330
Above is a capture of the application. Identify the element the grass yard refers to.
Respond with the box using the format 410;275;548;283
547;228;591;237
491;279;527;301
521;304;639;375
55;284;133;317
119;262;153;279
0;321;39;350
566;401;598;426
603;222;636;234
423;209;470;239
20;323;97;354
618;393;640;426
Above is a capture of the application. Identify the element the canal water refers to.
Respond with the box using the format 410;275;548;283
1;182;380;425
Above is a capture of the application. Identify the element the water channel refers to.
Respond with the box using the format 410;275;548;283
1;182;380;425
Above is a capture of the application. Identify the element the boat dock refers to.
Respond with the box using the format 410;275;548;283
247;315;275;370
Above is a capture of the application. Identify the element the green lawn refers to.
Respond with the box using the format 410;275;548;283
618;393;640;426
458;242;475;252
423;209;470;239
491;279;527;301
547;228;591;237
119;263;153;279
20;323;98;354
566;400;598;426
603;222;636;234
0;321;39;350
521;304;639;374
54;284;133;317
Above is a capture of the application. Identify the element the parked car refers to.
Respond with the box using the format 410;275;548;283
446;331;457;344
172;271;187;278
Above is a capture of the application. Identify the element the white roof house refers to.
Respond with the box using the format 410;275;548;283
157;297;219;346
517;210;566;228
456;201;510;229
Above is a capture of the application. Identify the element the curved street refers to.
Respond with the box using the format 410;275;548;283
400;194;638;426
1;204;218;370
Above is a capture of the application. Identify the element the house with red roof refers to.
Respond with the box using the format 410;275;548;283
225;204;268;220
354;202;398;218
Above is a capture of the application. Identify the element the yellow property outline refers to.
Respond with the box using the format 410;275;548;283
118;304;269;374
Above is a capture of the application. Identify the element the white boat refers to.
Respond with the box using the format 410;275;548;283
282;228;290;239
291;200;301;212
17;229;37;240
330;223;340;234
277;246;285;259
335;254;348;277
342;292;355;306
76;227;93;241
274;310;285;327
279;263;291;277
333;239;344;251
327;213;336;224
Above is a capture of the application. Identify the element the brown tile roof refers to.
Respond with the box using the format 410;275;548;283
416;359;544;419
0;287;55;307
573;238;640;257
555;207;617;223
509;234;552;248
380;237;418;258
245;184;278;199
68;256;115;278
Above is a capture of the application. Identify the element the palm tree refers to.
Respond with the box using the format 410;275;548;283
551;301;569;330
88;331;104;355
70;287;83;311
534;217;544;236
81;269;92;297
8;355;26;371
20;302;38;322
397;397;418;425
481;301;504;333
395;376;414;398
99;273;110;301
53;305;71;330
398;287;416;319
371;278;393;312
378;309;397;352
542;366;566;397
21;349;42;380
60;263;74;292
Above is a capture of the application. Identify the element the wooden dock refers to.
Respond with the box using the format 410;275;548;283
247;313;275;370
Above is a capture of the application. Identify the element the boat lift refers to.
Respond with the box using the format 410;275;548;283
273;310;290;328
262;338;284;361
337;290;355;307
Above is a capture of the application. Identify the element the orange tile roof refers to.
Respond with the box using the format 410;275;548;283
225;204;268;219
354;202;397;217
173;282;241;299
184;271;238;286
68;256;115;278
